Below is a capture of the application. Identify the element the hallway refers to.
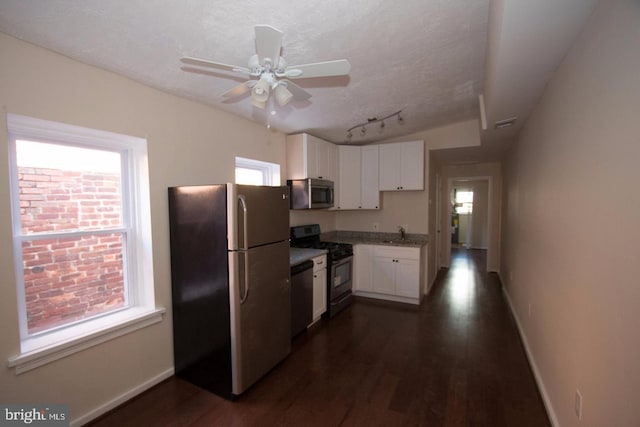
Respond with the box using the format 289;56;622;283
90;248;550;426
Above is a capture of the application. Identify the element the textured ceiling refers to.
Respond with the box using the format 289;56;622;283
0;0;489;144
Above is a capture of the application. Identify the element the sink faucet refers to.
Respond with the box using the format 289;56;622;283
398;226;406;241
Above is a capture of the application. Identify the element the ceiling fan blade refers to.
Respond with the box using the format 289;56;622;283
281;80;312;101
285;59;351;79
181;57;249;74
221;80;256;98
255;25;283;68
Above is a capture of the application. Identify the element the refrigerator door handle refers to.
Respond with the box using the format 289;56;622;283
238;194;249;250
240;251;250;304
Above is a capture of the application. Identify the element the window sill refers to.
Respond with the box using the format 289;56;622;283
8;307;166;374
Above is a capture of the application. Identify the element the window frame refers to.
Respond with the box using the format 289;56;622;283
6;114;163;373
235;156;281;186
454;189;474;215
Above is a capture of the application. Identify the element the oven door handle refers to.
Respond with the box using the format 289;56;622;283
331;256;353;268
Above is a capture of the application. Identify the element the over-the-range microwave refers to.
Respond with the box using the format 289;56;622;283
287;178;334;209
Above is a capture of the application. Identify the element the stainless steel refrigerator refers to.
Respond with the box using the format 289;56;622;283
168;183;291;399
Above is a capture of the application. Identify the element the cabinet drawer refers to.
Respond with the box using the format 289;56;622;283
312;254;327;272
373;246;419;260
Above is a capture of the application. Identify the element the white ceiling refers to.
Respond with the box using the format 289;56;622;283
0;0;598;160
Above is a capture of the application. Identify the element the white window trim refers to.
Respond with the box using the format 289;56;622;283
6;113;163;373
235;156;281;186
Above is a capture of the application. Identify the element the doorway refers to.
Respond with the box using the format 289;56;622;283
440;176;494;272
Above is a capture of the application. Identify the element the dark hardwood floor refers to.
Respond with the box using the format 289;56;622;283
89;248;550;426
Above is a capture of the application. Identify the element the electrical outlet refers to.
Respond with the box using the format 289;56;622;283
373;222;379;231
575;390;583;420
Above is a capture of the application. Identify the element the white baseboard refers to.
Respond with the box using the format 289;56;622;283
354;291;420;305
500;279;559;427
71;367;174;426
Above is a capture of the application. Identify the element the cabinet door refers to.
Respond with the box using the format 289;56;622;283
327;143;338;183
372;255;396;295
395;258;420;298
400;141;424;190
328;143;339;209
312;267;327;320
338;146;361;209
286;133;306;179
305;136;319;179
315;140;330;180
360;145;380;209
354;245;373;292
379;144;401;191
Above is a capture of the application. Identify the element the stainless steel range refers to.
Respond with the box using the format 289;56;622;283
290;224;353;318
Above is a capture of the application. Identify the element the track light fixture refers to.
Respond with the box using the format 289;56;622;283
345;110;404;142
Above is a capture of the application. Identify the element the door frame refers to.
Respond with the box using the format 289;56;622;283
443;175;495;272
434;173;442;276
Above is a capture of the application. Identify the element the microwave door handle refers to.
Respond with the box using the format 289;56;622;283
238;194;248;250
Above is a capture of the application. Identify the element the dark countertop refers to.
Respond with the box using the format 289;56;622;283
289;247;328;267
320;230;428;248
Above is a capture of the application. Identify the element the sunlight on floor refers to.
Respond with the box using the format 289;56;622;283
448;255;476;312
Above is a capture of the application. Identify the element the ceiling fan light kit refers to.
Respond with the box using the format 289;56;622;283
273;83;293;106
181;25;350;112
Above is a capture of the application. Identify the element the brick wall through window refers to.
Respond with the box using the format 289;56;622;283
19;167;126;334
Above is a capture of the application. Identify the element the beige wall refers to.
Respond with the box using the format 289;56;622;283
500;0;640;425
289;209;336;232
0;33;287;424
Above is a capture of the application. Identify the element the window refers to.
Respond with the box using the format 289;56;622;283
7;114;162;371
235;156;280;186
454;190;474;214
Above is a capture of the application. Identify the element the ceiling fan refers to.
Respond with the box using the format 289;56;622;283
181;25;351;109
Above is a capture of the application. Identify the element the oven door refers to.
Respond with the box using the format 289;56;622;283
329;255;353;300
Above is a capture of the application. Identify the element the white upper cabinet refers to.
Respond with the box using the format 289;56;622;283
286;133;337;181
337;146;361;209
360;146;380;209
379;140;424;191
337;145;379;210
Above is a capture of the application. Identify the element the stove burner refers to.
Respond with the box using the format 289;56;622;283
290;239;352;260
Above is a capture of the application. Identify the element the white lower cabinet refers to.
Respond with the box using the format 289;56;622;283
354;244;422;304
311;254;327;324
